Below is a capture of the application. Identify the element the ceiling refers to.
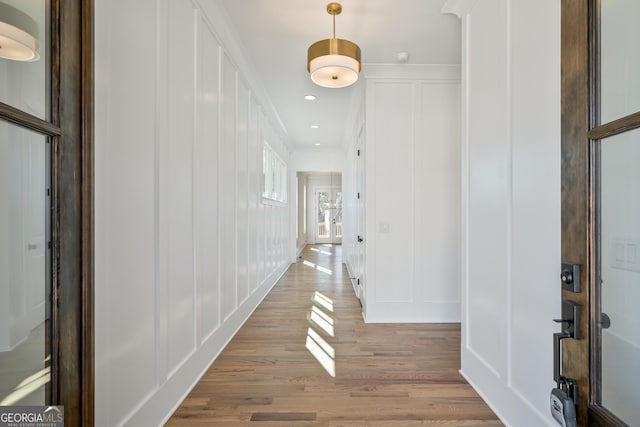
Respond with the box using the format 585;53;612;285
218;0;461;150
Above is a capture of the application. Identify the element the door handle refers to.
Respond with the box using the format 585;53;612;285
552;329;579;407
553;331;571;383
551;299;581;402
357;235;363;243
553;300;581;339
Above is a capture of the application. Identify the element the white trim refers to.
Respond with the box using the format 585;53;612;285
124;264;290;427
461;347;555;427
363;63;460;81
441;0;479;18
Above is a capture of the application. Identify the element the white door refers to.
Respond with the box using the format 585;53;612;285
315;188;342;244
354;135;365;303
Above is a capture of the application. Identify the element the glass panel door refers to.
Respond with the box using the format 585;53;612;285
0;121;51;405
315;188;342;244
317;190;331;242
600;0;640;124
593;0;640;424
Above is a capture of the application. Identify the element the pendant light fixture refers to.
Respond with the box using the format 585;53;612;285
307;3;361;89
0;2;40;61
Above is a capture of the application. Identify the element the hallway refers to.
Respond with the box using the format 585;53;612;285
166;245;501;426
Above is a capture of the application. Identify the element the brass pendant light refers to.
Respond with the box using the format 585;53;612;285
307;3;361;89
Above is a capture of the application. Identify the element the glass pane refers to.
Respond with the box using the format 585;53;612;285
0;120;51;405
599;127;640;424
600;0;640;124
0;0;50;120
334;191;342;239
317;191;330;239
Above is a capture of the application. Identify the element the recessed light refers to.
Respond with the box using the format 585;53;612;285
311;125;319;129
304;95;317;101
314;143;321;146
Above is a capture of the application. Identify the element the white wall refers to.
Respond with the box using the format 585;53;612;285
443;0;561;425
290;147;346;173
360;64;461;323
94;1;290;426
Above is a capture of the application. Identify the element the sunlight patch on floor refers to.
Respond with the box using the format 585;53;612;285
313;291;334;312
305;289;337;377
309;308;334;337
305;328;335;377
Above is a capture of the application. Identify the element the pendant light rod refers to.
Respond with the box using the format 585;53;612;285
333;14;336;39
327;3;341;39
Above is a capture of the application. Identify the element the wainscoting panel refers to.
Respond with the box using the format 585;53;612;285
95;1;291;426
361;66;461;323
445;0;561;425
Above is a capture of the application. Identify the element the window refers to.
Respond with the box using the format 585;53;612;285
262;143;287;203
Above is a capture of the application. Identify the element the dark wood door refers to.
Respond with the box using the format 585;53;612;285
0;0;94;425
561;0;640;425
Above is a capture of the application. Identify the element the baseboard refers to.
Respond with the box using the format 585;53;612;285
120;264;290;427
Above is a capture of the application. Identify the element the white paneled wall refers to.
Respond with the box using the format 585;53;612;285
443;0;561;425
95;1;290;426
358;65;461;323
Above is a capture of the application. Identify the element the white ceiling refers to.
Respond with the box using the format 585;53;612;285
219;0;461;150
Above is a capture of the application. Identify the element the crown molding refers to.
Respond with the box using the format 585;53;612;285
363;64;460;81
441;0;478;18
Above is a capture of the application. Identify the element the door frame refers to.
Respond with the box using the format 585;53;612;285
561;0;640;425
0;0;94;425
560;2;590;425
313;186;342;244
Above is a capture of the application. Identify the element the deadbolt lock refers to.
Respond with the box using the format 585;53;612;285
560;263;580;293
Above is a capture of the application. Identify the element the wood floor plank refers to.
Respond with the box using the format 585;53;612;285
250;412;317;421
166;245;502;426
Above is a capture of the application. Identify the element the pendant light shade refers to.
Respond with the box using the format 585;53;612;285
307;3;361;89
0;2;40;62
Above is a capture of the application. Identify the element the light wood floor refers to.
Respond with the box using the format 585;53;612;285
166;244;502;426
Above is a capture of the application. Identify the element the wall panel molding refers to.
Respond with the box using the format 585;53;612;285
364;64;460;81
95;0;292;425
456;1;561;425
441;0;479;18
362;70;461;323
